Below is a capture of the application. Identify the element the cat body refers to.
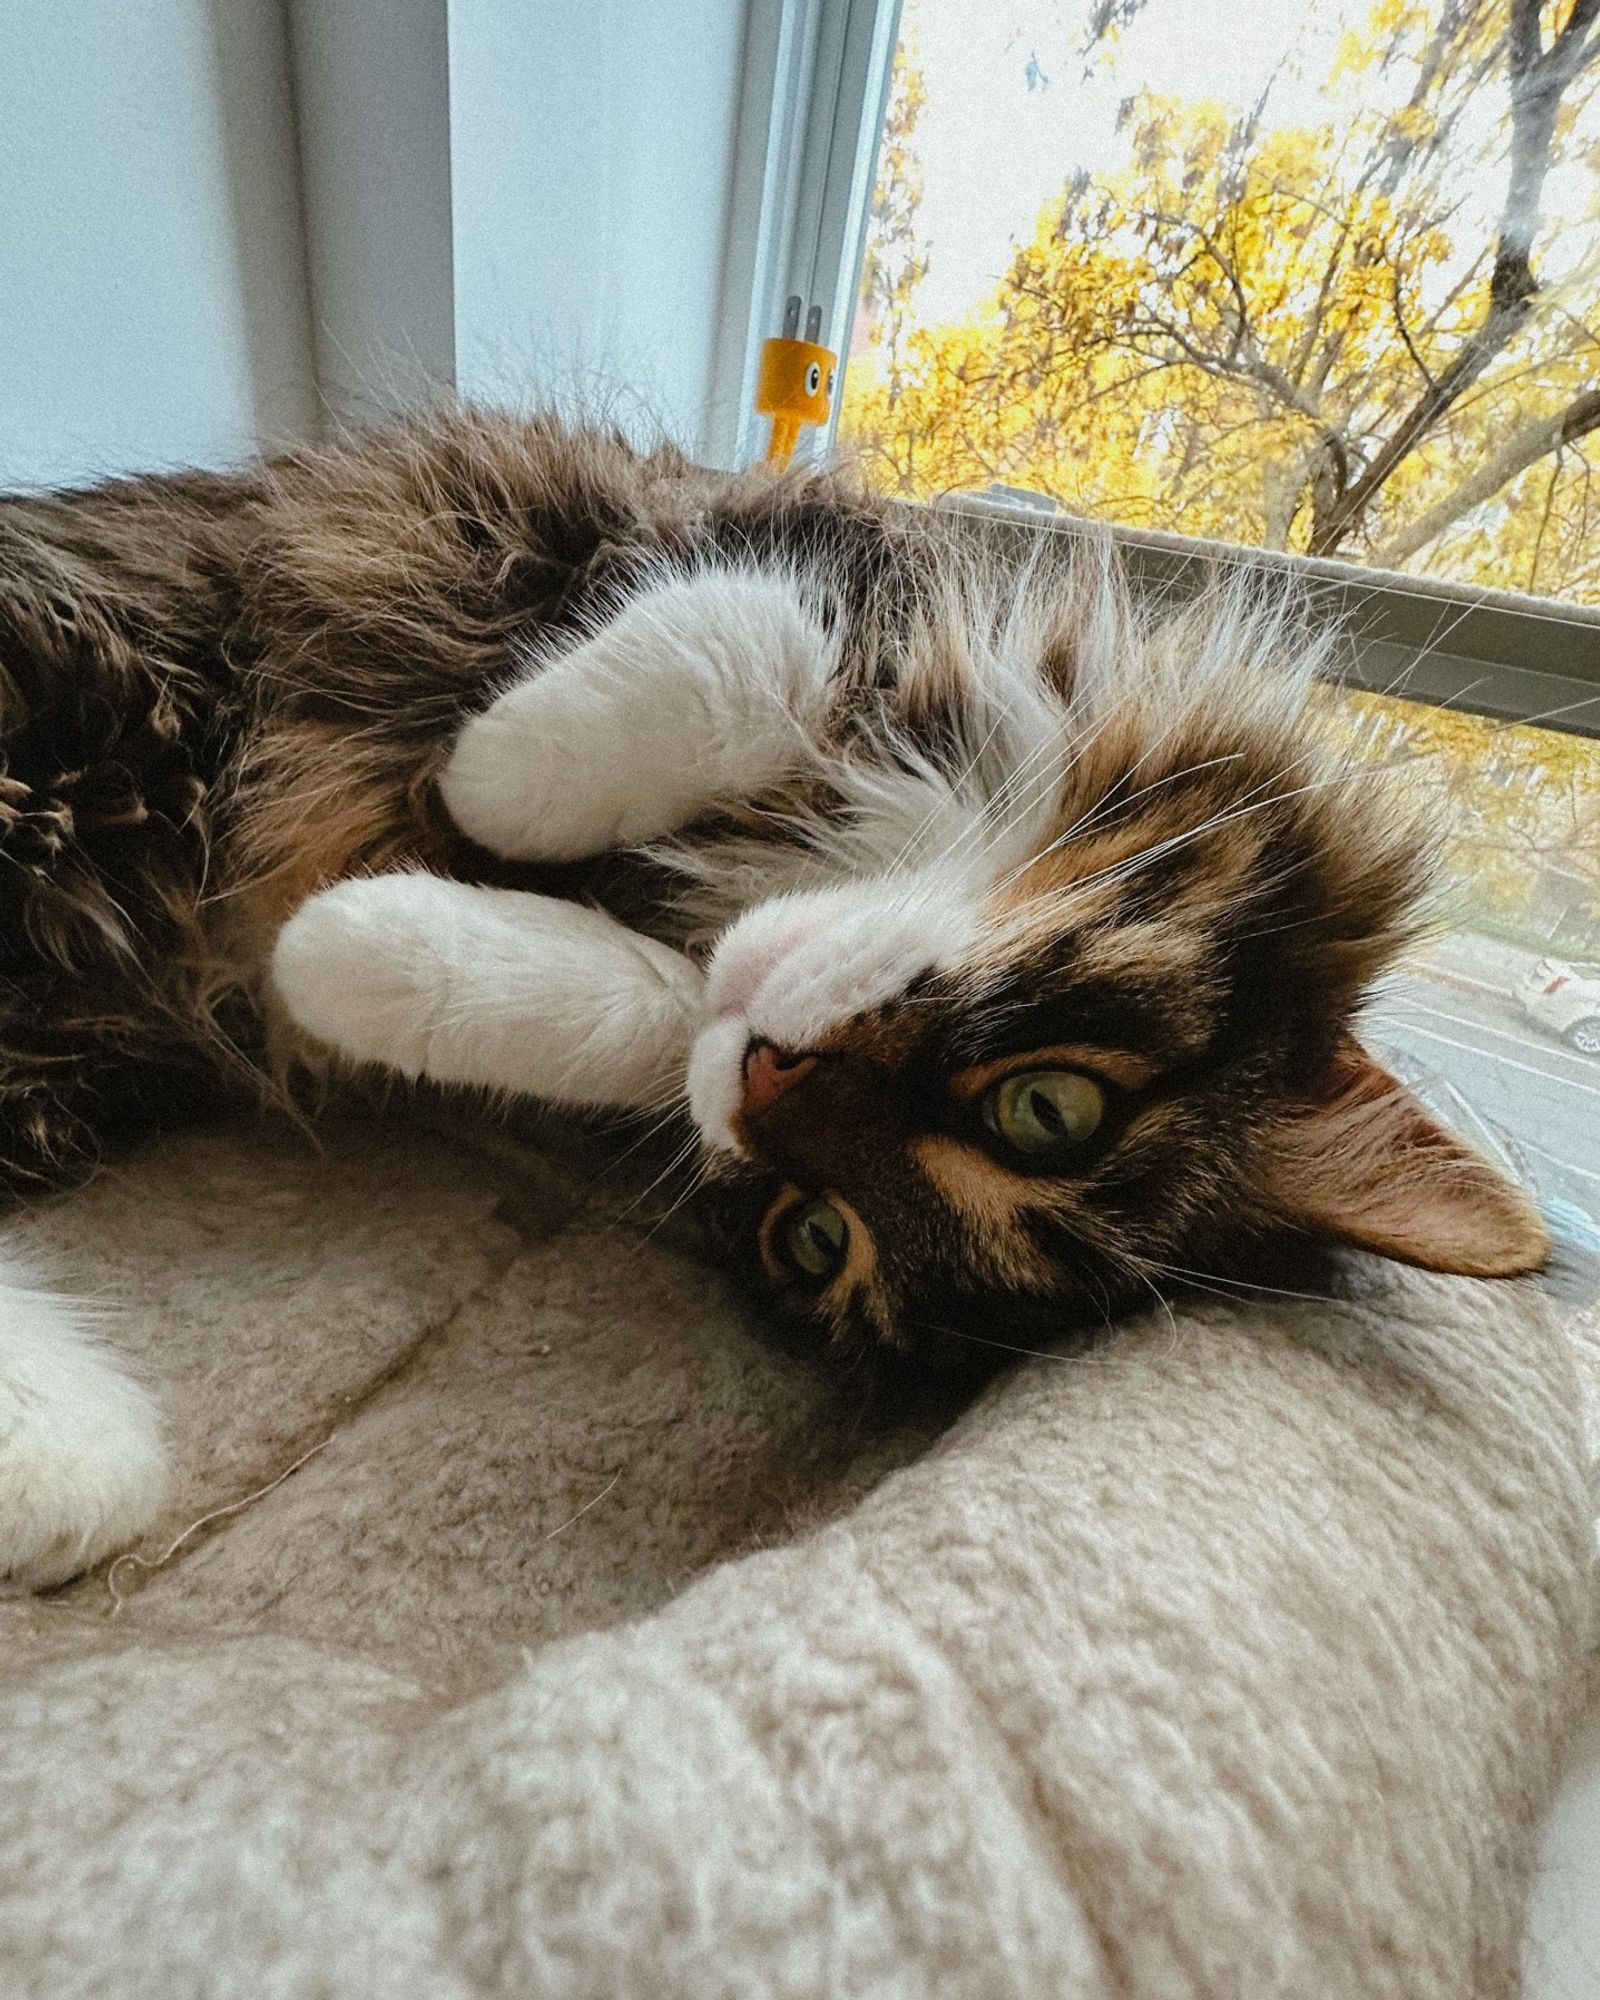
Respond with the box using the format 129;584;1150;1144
0;412;906;1186
0;407;1547;1585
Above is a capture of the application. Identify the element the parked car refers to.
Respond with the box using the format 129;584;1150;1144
1518;957;1600;1056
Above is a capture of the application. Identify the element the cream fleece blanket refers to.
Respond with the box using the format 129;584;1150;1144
1;1109;1594;1999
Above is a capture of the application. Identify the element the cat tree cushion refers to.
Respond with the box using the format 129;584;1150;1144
1;1111;1594;1998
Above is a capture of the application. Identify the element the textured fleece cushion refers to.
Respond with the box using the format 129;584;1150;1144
0;1110;1594;1998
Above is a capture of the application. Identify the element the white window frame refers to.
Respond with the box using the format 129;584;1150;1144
707;0;904;470
715;0;1600;740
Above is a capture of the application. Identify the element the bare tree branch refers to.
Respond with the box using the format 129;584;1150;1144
1390;257;1438;388
1370;384;1600;564
1311;0;1600;553
1111;290;1358;501
1525;446;1566;590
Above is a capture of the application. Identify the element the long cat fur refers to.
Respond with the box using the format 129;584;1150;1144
0;408;946;1188
0;405;1548;1584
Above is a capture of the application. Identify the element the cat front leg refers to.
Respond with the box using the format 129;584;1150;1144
271;872;705;1110
0;1254;168;1588
439;568;838;861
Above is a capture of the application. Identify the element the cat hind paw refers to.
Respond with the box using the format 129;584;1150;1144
0;1276;168;1590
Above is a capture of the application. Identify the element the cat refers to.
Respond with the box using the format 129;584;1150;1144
0;406;1546;1587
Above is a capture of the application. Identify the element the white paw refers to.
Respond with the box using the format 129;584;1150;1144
439;680;631;861
439;569;838;861
0;1266;168;1589
270;874;452;1078
273;872;706;1109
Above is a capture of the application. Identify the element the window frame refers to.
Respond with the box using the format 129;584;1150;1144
724;0;1600;741
707;0;904;470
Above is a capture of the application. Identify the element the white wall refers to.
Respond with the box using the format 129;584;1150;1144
286;0;455;423
0;0;316;491
0;0;755;490
447;0;752;455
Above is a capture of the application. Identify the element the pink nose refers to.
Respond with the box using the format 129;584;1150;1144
741;1042;818;1117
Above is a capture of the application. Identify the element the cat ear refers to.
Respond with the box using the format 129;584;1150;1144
1267;1037;1548;1277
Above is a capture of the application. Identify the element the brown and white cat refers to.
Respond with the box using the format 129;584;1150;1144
0;407;1546;1586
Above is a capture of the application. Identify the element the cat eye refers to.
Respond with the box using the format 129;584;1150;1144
778;1197;850;1286
984;1069;1106;1159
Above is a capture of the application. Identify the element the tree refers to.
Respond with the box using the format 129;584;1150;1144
842;0;1600;603
1319;688;1600;938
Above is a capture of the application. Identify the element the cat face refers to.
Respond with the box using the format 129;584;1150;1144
683;562;1547;1366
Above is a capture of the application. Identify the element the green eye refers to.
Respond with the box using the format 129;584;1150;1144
780;1198;849;1285
985;1070;1106;1158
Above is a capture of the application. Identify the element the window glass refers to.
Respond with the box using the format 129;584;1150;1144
1330;693;1600;1277
842;0;1600;605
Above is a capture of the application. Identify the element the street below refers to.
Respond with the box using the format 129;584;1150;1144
1364;959;1600;1269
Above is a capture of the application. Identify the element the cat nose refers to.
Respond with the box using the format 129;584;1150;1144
741;1041;818;1117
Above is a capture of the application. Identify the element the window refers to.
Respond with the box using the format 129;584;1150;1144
1329;691;1600;1274
731;0;1600;1281
841;0;1600;605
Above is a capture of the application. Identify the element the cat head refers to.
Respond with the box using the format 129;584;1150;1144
680;542;1547;1365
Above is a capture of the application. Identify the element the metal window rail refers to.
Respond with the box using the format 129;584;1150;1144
931;495;1600;741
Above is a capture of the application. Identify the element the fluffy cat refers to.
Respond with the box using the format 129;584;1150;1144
0;407;1546;1585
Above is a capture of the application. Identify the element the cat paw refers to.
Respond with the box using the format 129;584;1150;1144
273;873;706;1108
270;874;445;1078
439;569;838;860
0;1274;169;1589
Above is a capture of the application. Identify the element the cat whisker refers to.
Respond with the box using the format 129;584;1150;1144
633;1153;720;1247
1008;761;1404;909
606;1128;705;1226
1132;1271;1184;1361
981;740;1297;901
1039;750;1252;854
589;1099;695;1181
1140;1260;1338;1307
922;1323;1087;1365
877;708;1017;876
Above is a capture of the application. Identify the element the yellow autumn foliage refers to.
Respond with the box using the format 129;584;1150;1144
843;0;1600;605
